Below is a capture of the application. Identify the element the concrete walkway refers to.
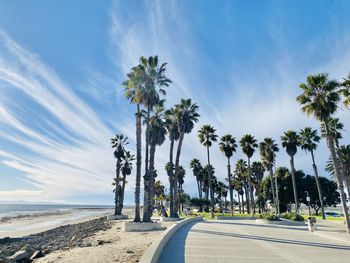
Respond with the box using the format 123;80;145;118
159;219;350;263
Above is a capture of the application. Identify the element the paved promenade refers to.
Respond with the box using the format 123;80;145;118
159;219;350;263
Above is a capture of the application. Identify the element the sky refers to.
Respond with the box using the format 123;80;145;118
0;0;350;205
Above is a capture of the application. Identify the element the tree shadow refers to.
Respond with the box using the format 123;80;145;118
192;228;350;250
158;221;199;263
207;220;308;232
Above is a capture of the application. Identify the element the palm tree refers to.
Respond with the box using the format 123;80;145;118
297;73;350;232
340;73;350;108
173;99;200;217
119;151;135;214
190;159;203;199
198;125;218;218
123;66;144;222
281;130;300;213
259;138;279;213
219;134;237;216
178;165;186;212
143;102;167;222
111;134;128;215
164;107;180;218
240;134;258;215
136;56;171;222
299;127;325;219
251;161;265;213
337;145;350;198
234;159;248;213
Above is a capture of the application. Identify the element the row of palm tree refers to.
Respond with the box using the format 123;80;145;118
123;55;200;222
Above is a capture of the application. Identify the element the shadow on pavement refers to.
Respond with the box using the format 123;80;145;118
158;221;199;263
206;220;308;232
192;228;350;250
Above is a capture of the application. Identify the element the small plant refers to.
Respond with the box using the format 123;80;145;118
259;213;280;221
280;212;305;221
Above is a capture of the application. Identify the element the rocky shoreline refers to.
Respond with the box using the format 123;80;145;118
0;216;111;262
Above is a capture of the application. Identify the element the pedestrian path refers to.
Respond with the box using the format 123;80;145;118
159;219;350;263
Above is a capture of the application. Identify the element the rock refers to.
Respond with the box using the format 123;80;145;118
126;250;134;254
7;250;29;262
30;250;43;260
97;240;105;245
84;242;92;247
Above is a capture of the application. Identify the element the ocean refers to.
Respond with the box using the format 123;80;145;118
0;204;115;218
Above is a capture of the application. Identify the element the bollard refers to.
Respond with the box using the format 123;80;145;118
307;216;317;232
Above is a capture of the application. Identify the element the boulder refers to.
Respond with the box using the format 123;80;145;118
7;250;29;262
30;250;43;260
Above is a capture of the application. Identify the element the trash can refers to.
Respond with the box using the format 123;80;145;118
307;217;317;232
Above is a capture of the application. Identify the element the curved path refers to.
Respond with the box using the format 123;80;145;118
159;219;350;263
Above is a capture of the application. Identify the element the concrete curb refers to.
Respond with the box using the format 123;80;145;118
139;216;203;263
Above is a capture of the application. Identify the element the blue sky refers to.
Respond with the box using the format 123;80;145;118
0;0;350;205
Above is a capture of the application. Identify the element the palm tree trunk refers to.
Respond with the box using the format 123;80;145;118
168;138;175;218
290;156;299;213
310;149;325;220
114;159;121;215
207;145;215;218
174;132;184;218
247;158;254;216
119;173;127;214
325;123;350;233
241;193;245;214
227;159;234;216
243;178;250;214
269;167;276;213
237;192;241;213
274;166;280;215
134;105;142;222
149;144;156;218
143;107;151;222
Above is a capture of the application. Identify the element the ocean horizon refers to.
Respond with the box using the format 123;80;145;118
0;203;134;218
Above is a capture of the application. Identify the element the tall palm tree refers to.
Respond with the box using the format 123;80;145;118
143;102;167;222
178;165;186;212
251;161;265;213
164;107;180;218
198;125;218;218
119;151;135;215
219;134;237;216
240;134;258;215
281;130;300;213
190;159;203;199
234;159;247;213
299;127;325;219
259;138;279;213
337;145;350;198
136;56;171;222
297;73;350;232
123;66;144;222
111;134;128;215
173;99;200;217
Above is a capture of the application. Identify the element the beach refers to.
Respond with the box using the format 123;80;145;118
0;207;173;262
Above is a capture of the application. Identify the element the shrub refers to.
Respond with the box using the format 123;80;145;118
259;213;280;221
280;212;305;221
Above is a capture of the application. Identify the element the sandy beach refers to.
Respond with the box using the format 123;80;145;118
0;208;174;262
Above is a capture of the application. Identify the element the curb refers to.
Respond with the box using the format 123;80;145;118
139;216;203;263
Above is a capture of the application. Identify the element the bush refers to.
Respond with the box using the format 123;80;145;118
280;212;305;221
259;213;280;221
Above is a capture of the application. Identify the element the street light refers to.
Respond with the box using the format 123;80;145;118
305;191;311;216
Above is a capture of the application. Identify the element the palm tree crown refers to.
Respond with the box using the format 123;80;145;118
281;130;300;157
219;134;237;159
198;125;218;147
240;134;258;158
259;138;279;170
176;98;200;134
299;127;320;152
296;73;340;122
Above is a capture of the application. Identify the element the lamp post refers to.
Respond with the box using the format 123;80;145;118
305;191;311;216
